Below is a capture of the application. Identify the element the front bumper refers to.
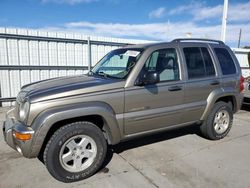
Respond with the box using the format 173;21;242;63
2;109;34;158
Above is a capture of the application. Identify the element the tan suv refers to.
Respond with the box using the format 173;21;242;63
3;39;244;182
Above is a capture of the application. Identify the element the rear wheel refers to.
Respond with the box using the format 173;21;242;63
200;101;233;140
43;122;107;182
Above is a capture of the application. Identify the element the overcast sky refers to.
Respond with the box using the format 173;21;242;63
0;0;249;47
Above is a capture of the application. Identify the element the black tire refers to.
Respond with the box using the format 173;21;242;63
43;122;107;183
200;101;233;140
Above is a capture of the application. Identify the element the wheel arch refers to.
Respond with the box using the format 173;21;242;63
30;102;121;158
201;88;239;121
215;96;237;112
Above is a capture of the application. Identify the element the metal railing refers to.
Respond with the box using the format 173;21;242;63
0;33;130;46
0;65;88;70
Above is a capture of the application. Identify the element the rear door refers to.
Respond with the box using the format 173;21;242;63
181;43;221;123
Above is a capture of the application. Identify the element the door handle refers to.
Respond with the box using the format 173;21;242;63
210;80;220;86
168;86;182;91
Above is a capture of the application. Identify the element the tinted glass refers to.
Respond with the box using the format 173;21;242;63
201;47;215;76
214;48;236;75
184;47;216;79
144;48;179;82
184;47;206;79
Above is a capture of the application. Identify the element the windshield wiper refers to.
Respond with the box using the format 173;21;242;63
98;71;111;78
89;70;120;79
89;70;109;78
97;71;120;79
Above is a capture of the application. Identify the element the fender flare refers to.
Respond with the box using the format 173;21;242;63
200;87;238;121
29;102;121;157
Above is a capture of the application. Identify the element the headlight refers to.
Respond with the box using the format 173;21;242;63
19;101;30;122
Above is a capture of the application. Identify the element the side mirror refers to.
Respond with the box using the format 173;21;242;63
136;71;160;86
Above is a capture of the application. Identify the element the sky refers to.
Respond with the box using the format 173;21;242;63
0;0;249;47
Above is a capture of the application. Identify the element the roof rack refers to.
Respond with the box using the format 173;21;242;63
172;38;224;45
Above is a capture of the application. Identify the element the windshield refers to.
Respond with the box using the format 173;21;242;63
90;48;143;79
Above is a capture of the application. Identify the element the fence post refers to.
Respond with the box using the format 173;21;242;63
248;51;250;68
0;83;2;107
87;36;92;71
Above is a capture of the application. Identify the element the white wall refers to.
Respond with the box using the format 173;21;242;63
0;27;151;106
232;48;250;78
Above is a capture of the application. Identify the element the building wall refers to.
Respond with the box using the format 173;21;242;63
232;48;250;78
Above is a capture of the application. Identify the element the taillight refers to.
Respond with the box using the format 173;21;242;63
240;76;245;93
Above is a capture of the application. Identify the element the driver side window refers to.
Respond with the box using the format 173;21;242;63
144;48;180;82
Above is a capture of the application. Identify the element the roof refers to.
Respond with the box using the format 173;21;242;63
124;38;225;49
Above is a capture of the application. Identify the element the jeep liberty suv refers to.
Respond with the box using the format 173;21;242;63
3;39;244;182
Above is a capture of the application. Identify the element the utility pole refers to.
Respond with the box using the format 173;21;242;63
221;0;228;42
237;28;242;48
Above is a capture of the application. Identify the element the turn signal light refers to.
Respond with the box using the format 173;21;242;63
13;131;32;141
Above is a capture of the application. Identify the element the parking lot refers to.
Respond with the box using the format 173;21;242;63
0;106;250;188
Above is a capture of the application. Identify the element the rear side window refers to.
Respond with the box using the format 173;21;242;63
214;48;236;75
183;47;215;79
202;48;215;76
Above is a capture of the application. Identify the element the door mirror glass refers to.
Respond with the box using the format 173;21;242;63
137;71;160;86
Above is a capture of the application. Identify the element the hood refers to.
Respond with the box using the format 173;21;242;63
20;75;125;103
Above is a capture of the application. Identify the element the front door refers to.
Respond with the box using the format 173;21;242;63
124;48;184;135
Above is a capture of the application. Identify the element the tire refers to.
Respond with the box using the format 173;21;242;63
43;122;107;183
200;101;233;140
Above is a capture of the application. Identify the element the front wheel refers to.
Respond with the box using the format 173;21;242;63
43;122;107;182
200;101;233;140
